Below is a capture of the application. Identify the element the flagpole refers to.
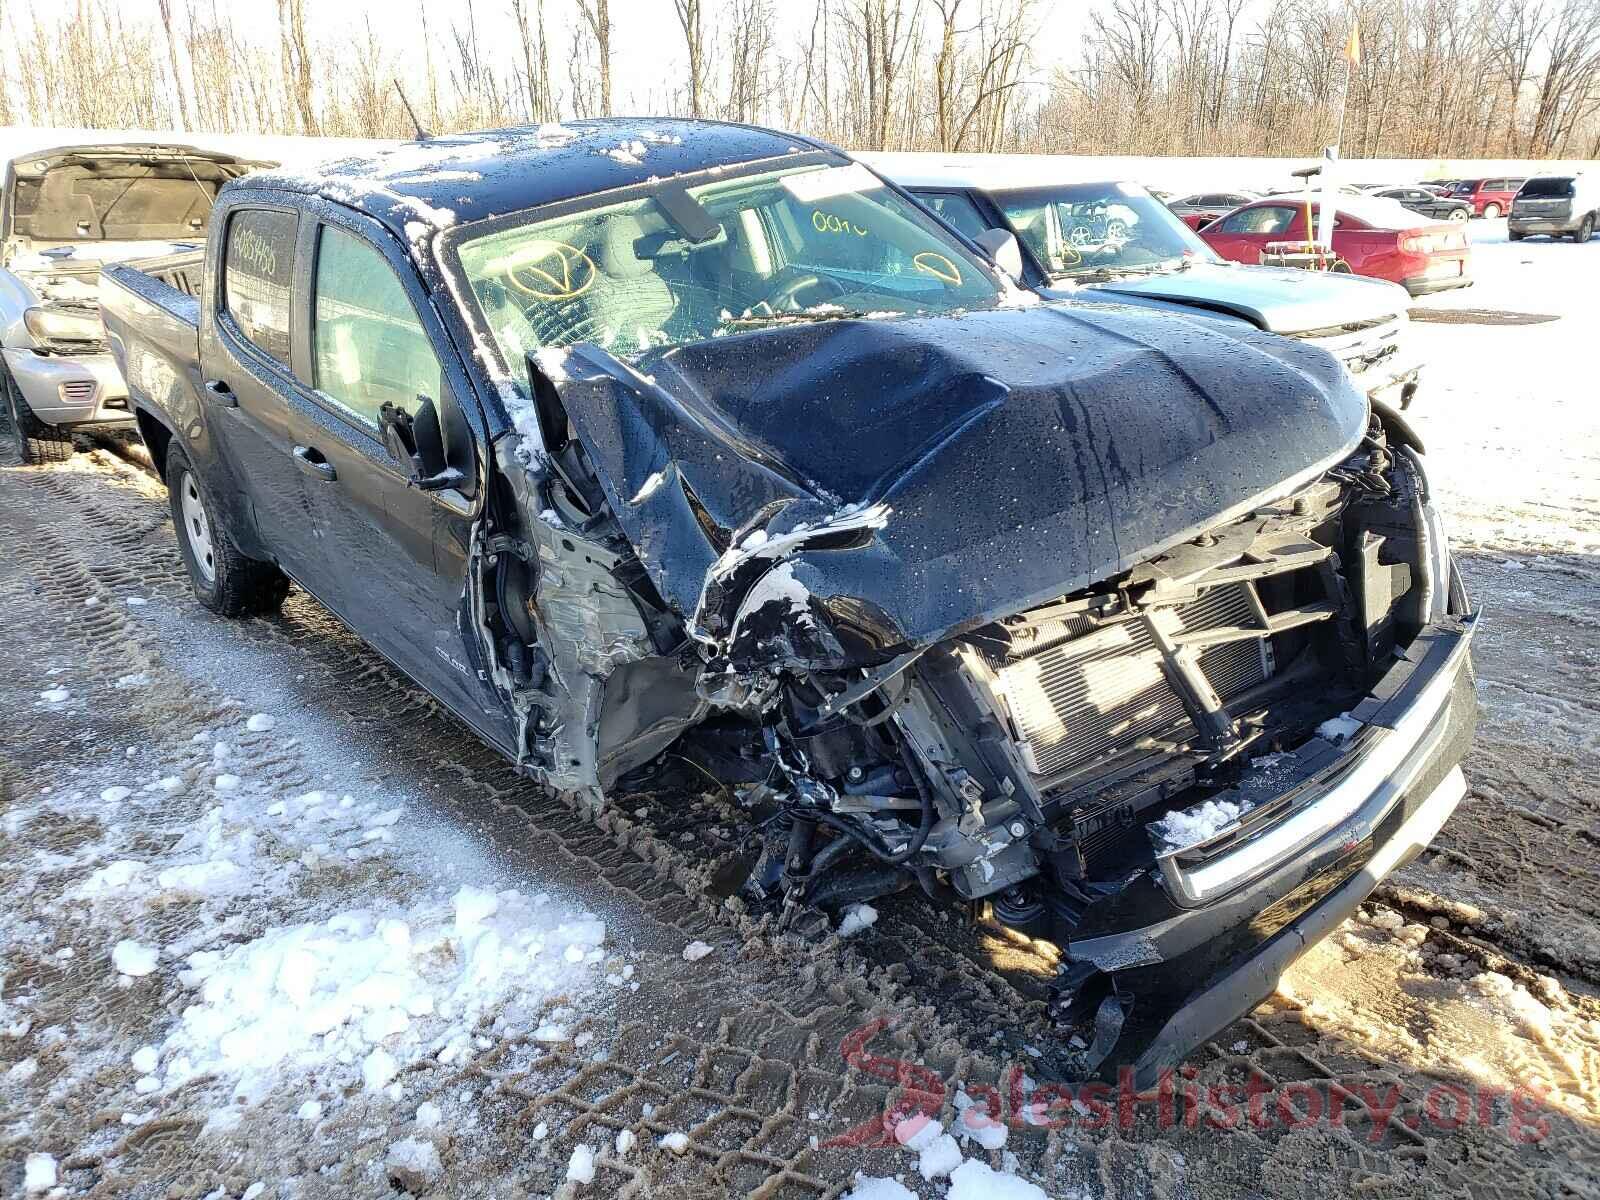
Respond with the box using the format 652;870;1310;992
1318;12;1360;252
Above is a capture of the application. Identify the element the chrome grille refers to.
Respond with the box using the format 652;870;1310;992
993;584;1267;782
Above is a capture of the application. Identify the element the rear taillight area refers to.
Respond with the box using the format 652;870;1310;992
1402;230;1467;254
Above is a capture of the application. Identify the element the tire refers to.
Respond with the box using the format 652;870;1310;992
1448;208;1467;222
1482;202;1501;219
1577;214;1595;243
1508;229;1525;241
1;367;73;466
165;440;290;617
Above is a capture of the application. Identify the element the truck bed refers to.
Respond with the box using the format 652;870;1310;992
99;260;205;445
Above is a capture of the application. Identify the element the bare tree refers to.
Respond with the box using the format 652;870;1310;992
576;0;612;114
157;0;191;129
512;0;556;123
724;0;776;123
674;0;709;118
277;0;317;135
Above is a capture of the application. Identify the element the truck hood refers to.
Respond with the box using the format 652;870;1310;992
543;303;1368;668
1045;262;1408;334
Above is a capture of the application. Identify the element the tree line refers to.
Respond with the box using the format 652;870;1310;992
3;0;1598;160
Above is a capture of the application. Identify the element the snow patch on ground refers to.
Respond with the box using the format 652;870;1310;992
157;885;605;1101
838;903;878;938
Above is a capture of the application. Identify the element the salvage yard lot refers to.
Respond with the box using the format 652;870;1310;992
2;219;1598;1199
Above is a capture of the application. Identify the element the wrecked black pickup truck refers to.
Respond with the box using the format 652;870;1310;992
100;119;1477;1085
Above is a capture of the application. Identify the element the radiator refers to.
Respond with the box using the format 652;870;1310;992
991;584;1268;783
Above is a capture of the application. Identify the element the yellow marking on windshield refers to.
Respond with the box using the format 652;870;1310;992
812;210;869;237
912;251;962;285
505;240;597;302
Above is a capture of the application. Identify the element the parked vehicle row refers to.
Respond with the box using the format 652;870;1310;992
0;142;266;463
1198;194;1472;296
93;119;1478;1086
1509;173;1600;242
860;155;1424;409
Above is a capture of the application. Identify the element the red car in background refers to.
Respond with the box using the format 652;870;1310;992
1449;177;1524;218
1199;196;1471;296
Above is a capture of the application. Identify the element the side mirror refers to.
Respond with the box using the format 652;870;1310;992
379;396;462;493
973;227;1025;280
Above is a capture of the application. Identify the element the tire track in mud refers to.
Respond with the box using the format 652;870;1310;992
5;457;1600;1200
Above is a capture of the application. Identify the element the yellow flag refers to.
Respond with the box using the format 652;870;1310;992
1345;17;1361;66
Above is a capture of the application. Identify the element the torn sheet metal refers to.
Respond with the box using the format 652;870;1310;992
544;303;1368;668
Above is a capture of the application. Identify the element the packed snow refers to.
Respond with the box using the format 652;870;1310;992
1;695;620;1179
838;903;879;938
1148;796;1248;851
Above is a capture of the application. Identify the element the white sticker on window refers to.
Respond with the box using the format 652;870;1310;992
1115;182;1143;197
780;162;884;203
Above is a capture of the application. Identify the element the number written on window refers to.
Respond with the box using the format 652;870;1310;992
223;208;296;366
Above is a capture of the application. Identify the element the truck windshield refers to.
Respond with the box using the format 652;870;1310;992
454;161;1005;365
989;182;1219;280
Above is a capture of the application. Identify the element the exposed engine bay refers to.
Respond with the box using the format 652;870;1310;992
435;265;1484;1077
468;354;1454;1051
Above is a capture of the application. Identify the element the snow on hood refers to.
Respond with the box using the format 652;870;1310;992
1062;260;1408;335
1331;194;1444;230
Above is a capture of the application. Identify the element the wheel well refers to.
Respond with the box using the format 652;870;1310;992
134;409;174;485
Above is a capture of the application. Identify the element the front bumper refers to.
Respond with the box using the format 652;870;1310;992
1063;613;1478;1086
2;347;131;427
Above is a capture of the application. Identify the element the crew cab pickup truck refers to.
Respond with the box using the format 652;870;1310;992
102;119;1476;1085
864;154;1425;410
0;141;265;463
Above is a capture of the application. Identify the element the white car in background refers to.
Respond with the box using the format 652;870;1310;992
0;141;265;463
866;154;1425;410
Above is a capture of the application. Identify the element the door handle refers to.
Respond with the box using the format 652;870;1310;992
203;379;237;408
292;444;337;482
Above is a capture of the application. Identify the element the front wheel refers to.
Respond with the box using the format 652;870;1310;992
166;440;289;617
1482;202;1502;219
1576;214;1595;243
2;368;72;466
1448;208;1467;222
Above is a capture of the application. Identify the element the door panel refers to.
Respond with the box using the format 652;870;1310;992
200;204;324;585
301;218;515;750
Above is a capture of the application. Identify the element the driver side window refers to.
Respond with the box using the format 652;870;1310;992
312;225;445;429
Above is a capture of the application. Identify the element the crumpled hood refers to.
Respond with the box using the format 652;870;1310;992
1052;262;1408;334
547;303;1368;667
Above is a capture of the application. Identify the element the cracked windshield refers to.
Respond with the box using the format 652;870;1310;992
455;161;1003;369
993;181;1219;279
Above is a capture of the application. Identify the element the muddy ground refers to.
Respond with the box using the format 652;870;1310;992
2;226;1598;1198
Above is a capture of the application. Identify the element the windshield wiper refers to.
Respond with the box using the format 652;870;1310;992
1055;258;1192;284
717;306;885;331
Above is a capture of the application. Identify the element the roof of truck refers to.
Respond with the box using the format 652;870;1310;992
238;118;839;239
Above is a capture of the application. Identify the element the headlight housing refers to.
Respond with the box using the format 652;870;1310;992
23;305;102;344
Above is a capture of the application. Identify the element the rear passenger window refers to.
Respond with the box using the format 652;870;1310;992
312;225;443;429
223;208;296;366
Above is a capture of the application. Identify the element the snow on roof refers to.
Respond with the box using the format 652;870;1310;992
859;151;1150;192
